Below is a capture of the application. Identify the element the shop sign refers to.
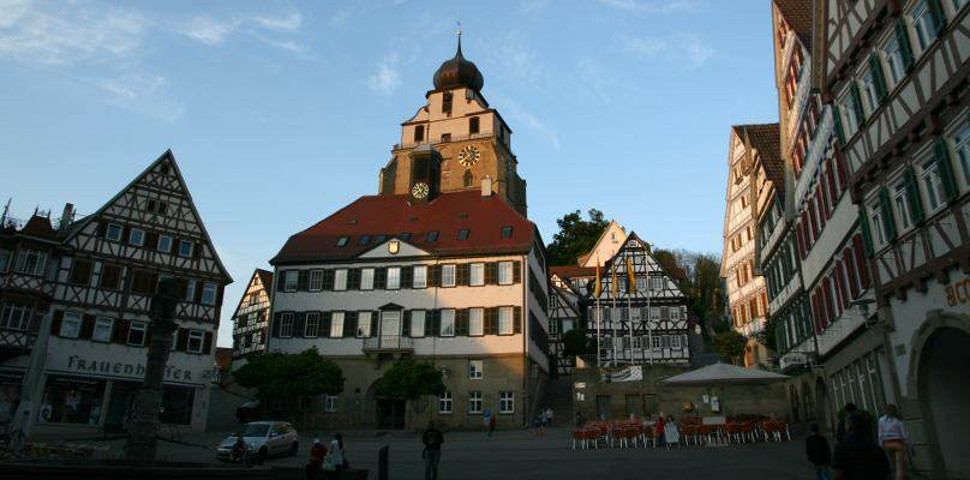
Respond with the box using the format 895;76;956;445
64;355;201;382
944;276;970;307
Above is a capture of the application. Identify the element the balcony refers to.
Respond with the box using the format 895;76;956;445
362;335;414;354
0;327;37;361
393;131;495;151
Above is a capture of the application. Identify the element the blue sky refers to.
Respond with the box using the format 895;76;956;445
0;0;778;347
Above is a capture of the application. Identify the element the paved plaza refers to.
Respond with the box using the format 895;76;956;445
39;427;817;479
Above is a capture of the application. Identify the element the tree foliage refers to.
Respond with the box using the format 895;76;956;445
546;209;610;266
562;327;596;357
234;348;344;403
650;249;726;337
374;359;446;400
712;330;748;364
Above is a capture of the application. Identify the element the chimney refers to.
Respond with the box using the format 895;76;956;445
58;203;75;232
481;175;492;197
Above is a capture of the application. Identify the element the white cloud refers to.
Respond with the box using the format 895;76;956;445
497;96;561;152
177;16;240;45
368;61;401;95
597;0;700;13
253;11;302;33
95;73;185;122
577;57;615;103
520;0;550;12
623;36;665;56
486;31;543;88
682;34;714;68
622;34;715;69
0;0;29;28
254;35;305;54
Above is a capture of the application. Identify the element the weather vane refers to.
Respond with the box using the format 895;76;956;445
456;20;461;38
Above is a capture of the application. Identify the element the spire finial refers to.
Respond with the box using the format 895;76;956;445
455;20;462;54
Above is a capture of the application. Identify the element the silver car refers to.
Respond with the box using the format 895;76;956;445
216;421;300;462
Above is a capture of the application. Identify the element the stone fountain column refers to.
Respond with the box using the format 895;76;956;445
125;278;180;463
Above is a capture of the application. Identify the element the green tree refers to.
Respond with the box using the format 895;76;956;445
712;330;748;365
562;328;596;357
234;348;344;405
546;209;610;266
374;359;446;400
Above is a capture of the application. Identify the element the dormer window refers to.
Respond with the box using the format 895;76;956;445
358;235;371;246
336;236;349;247
469;116;480;134
414;125;425;142
501;226;513;239
401;232;411;241
427;230;440;242
442;92;453;115
457;229;470;241
374;235;386;244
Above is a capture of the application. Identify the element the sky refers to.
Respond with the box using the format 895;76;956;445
0;0;779;348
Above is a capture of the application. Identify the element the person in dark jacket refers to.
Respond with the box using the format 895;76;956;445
806;424;832;480
836;403;857;442
832;412;891;480
422;421;444;480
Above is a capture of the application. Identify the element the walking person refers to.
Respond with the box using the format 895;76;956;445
322;433;346;476
805;424;832;480
655;414;666;448
305;438;327;480
836;403;857;442
422;421;444;480
483;408;493;436
878;404;911;480
831;412;890;480
545;407;554;428
664;415;680;449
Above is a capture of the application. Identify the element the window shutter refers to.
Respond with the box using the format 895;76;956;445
402;311;411;337
401;267;413;289
349;268;361;290
927;0;947;34
80;314;96;340
832;105;846;145
144;323;153;347
272;312;282;337
895;19;915;71
323;270;335;290
345;312;358;338
146;232;159;251
50;310;64;335
277;271;287;292
457;264;469;286
456;309;469;336
428;310;440;337
295;312;306;338
513;261;522;283
934;137;959;200
297;270;309;291
177;328;189;351
849;83;866;124
903;167;925;224
375;268;387;289
370;313;379;337
97;221;107;237
868;53;888;104
485;308;497;335
852;235;872;288
428;265;440;287
193;242;202;260
513;307;523;334
485;263;497;285
878;188;898;241
203;331;213;355
113;319;130;344
844;247;861;300
322;312;332;338
859;214;875;256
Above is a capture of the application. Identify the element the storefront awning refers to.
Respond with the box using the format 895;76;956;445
661;362;789;386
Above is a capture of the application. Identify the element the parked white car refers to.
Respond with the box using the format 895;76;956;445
216;421;299;463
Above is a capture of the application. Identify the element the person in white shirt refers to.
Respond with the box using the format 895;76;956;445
878;404;910;480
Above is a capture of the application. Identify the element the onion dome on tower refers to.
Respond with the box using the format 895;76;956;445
432;31;484;93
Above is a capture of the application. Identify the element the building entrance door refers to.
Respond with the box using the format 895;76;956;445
376;398;405;429
920;327;970;477
380;311;401;349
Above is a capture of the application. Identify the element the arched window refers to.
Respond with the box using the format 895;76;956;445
463;170;474;188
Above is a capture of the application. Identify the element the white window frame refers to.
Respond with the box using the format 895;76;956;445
438;392;453;414
841;94;861;135
469;308;484;336
324;395;338;412
305;312;320;337
15;249;46;276
468;359;484;379
470;263;485;286
882;36;905;89
468;391;483;414
184;279;197;302
0;304;31;330
128;321;148;346
330;311;345;337
440;309;455;336
201;282;218;306
92;316;113;342
386;267;400;290
859;70;879;116
919;156;947;213
410;310;425;338
357;311;372;338
649;276;663;290
498;261;514;285
652;335;662;349
441;264;456;287
60;311;82;338
868;201;888;247
334;269;348;291
909;1;938;54
953;123;970;188
178;240;194;258
413;265;427;288
280;313;294;338
187;329;204;353
309;270;324;291
891;177;914;230
284;270;298;292
498;307;514;335
361;268;375;290
106;223;123;241
129;228;145;247
157;235;173;253
499;391;514;414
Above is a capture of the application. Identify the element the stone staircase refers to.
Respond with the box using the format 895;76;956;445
542;376;575;427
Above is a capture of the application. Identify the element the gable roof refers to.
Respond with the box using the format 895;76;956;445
774;0;813;52
549;265;596;279
735;123;784;196
577;219;626;268
255;269;273;291
271;190;537;265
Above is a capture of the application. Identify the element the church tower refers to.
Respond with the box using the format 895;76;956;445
378;32;528;216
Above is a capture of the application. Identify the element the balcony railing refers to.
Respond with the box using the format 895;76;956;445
0;327;37;352
362;335;414;353
393;131;495;151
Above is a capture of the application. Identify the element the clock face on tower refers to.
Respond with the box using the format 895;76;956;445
411;182;430;199
457;145;480;168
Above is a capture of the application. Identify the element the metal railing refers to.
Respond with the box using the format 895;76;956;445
363;335;414;352
0;327;37;351
393;131;495;150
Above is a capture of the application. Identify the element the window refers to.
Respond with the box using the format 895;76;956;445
499;391;514;414
910;1;939;53
414;125;425;142
69;259;93;286
357;311;371;337
427;230;439;242
671;307;681;320
413;265;427;288
463;170;474;188
361;268;375;290
309;270;324;291
652;336;662;349
501;226;513;239
280;313;294;338
841;95;861;135
325;395;338;413
442;92;453;114
440;133;451;142
438;392;453;414
386;267;401;289
106;223;123;241
498;307;514;335
60;311;82;338
0;249;10;272
410;310;425;338
92;317;113;342
401;232;411;241
882;37;905;88
442;264;456;287
859;70;879;115
157;235;173;253
892;178;914;230
440;309;455;336
284;270;298;292
457;229;469;241
146;199;168;215
468;391;483;414
128;321;148;346
15;249;46;276
330;311;345;337
201;283;218;305
468;359;484;379
306;312;320;337
178;240;193;258
869;202;888;247
954;124;970;186
470;263;485;286
497;261;514;285
0;304;31;330
334;269;348;291
469;116;480;134
187;330;204;353
184;279;197;301
469;308;484;336
920;157;947;212
650;276;663;290
375;235;387;244
335;236;349;247
129;228;145;247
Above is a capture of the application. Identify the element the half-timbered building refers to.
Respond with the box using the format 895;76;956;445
267;38;551;432
816;0;970;476
0;150;231;435
230;269;273;365
548;271;582;376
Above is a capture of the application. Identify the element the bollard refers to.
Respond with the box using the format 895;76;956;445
378;445;389;480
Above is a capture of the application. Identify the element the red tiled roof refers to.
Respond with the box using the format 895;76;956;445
255;269;273;290
271;190;536;265
550;265;596;279
21;215;57;239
